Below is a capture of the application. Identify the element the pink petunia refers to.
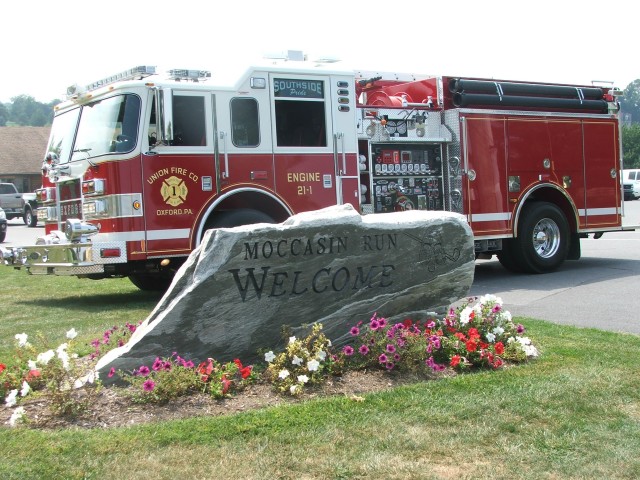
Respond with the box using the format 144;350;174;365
143;379;155;391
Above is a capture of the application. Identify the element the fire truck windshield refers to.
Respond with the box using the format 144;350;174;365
58;94;142;163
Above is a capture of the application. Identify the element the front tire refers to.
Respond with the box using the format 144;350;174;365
128;273;173;292
23;208;38;227
512;202;570;273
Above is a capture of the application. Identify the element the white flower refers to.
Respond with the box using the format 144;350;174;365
316;351;327;361
479;294;502;306
459;306;473;325
73;378;86;389
485;332;496;343
56;344;70;370
297;375;309;384
517;337;539;357
66;328;78;340
288;336;297;344
493;326;505;336
278;369;290;379
15;333;28;347
307;359;320;372
37;350;55;365
264;351;276;363
27;360;38;370
292;355;303;366
5;389;18;407
502;311;513;322
20;381;30;397
290;385;299;395
8;407;26;427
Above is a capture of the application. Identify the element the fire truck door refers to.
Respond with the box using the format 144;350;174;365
269;74;358;212
461;116;510;236
141;89;215;256
582;120;620;228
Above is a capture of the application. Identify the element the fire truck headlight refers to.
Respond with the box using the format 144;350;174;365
65;219;99;241
82;200;107;217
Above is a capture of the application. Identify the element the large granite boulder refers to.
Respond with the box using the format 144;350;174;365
97;204;475;378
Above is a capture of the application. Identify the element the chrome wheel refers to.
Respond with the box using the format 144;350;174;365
532;218;561;259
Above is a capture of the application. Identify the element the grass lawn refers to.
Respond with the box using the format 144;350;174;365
1;268;639;479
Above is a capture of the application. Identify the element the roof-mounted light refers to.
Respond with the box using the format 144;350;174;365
168;69;211;82
82;66;157;93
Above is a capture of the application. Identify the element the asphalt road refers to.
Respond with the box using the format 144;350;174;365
4;202;640;335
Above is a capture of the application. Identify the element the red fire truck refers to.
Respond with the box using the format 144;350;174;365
0;60;630;290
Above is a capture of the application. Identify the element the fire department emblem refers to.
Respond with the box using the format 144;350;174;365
161;176;188;207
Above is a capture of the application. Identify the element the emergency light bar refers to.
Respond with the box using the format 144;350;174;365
67;66;157;97
167;69;212;82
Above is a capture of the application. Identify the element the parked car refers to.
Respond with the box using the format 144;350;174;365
0;207;7;243
0;183;39;227
623;169;640;200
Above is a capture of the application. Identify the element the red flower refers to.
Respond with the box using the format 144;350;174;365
233;358;243;369
479;342;489;350
0;363;6;374
450;355;461;367
403;319;413;328
221;376;232;395
493;358;504;368
455;332;467;341
468;328;480;339
26;369;41;381
240;366;252;379
465;340;478;352
198;358;214;382
495;342;505;355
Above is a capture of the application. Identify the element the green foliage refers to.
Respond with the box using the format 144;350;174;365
118;355;257;404
0;95;59;127
622;123;640;168
1;329;101;418
0;102;8;126
621;79;640;124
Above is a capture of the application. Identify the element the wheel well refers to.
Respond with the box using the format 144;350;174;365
213;191;290;223
195;190;291;246
515;187;577;236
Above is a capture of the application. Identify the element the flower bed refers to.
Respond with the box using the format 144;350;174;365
2;295;538;428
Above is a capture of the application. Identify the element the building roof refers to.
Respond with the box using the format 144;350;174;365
0;126;50;175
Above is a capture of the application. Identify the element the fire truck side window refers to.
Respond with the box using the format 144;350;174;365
231;98;259;147
275;100;326;147
171;95;206;146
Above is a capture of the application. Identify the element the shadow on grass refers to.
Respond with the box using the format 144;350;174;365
16;290;163;312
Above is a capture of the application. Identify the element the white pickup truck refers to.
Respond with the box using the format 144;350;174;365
0;183;38;227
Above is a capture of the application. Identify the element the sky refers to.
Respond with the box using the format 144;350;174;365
2;0;638;103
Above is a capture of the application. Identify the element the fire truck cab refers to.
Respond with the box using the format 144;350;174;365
0;60;630;290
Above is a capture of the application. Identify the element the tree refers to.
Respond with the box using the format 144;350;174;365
9;95;54;126
622;124;640;168
620;80;640;125
0;102;8;126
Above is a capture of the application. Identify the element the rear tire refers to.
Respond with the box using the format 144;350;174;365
512;202;570;273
